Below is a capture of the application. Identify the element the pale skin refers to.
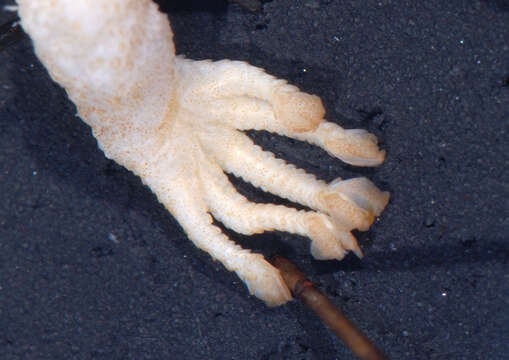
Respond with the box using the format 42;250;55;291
16;0;390;306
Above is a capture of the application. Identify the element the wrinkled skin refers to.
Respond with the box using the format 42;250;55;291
16;0;389;305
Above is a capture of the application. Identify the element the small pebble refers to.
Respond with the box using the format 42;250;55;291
424;216;435;227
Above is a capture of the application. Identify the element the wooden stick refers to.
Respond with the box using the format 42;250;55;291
272;256;388;360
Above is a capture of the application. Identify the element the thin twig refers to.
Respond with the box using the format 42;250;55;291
272;256;388;360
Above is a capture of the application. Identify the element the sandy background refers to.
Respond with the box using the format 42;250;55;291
1;0;508;358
